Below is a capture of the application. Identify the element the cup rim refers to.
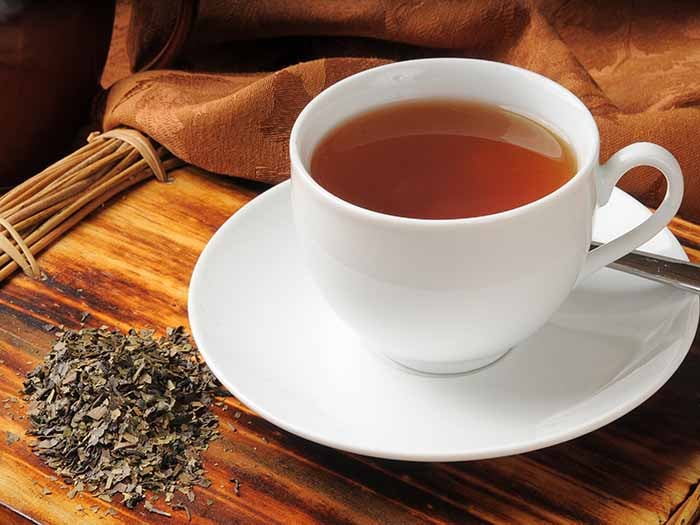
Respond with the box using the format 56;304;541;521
289;58;600;227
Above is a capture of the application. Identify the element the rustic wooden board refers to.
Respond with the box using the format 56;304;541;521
1;166;699;524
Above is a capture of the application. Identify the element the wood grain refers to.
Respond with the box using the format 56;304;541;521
0;502;38;525
668;482;700;525
670;216;700;262
1;166;699;524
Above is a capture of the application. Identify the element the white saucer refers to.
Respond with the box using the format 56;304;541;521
189;182;698;461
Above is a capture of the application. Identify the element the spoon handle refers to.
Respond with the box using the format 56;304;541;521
591;241;700;294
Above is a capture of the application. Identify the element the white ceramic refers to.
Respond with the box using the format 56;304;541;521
289;58;684;374
188;182;698;461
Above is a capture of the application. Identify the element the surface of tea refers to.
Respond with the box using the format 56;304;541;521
310;100;577;219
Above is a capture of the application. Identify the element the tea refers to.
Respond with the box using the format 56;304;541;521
310;99;577;219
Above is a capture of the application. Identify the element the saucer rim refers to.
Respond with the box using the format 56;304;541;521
189;181;699;461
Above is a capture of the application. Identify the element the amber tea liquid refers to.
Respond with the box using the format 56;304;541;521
310;100;577;219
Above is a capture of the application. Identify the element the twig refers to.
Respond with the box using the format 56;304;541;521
0;130;182;283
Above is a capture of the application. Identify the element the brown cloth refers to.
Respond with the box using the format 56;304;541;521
102;0;700;223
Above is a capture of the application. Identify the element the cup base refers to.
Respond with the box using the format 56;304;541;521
385;348;513;376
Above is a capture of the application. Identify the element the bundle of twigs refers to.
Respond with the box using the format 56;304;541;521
0;129;183;283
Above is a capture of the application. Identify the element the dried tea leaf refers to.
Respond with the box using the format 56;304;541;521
173;503;191;522
231;478;241;497
5;431;19;445
23;326;224;512
144;500;172;517
86;405;108;420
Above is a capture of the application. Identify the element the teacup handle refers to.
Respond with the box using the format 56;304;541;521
580;142;684;279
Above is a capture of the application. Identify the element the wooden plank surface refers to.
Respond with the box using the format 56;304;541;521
1;166;699;524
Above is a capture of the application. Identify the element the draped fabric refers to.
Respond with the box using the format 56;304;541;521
102;0;700;221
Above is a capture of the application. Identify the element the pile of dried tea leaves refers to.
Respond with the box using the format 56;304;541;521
23;326;222;508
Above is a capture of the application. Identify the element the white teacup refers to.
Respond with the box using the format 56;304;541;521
289;58;683;374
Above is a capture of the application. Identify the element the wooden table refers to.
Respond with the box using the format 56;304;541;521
1;166;699;524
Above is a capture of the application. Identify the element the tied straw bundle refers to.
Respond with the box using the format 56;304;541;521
0;129;183;283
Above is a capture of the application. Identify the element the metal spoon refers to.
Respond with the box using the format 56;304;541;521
591;241;700;294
